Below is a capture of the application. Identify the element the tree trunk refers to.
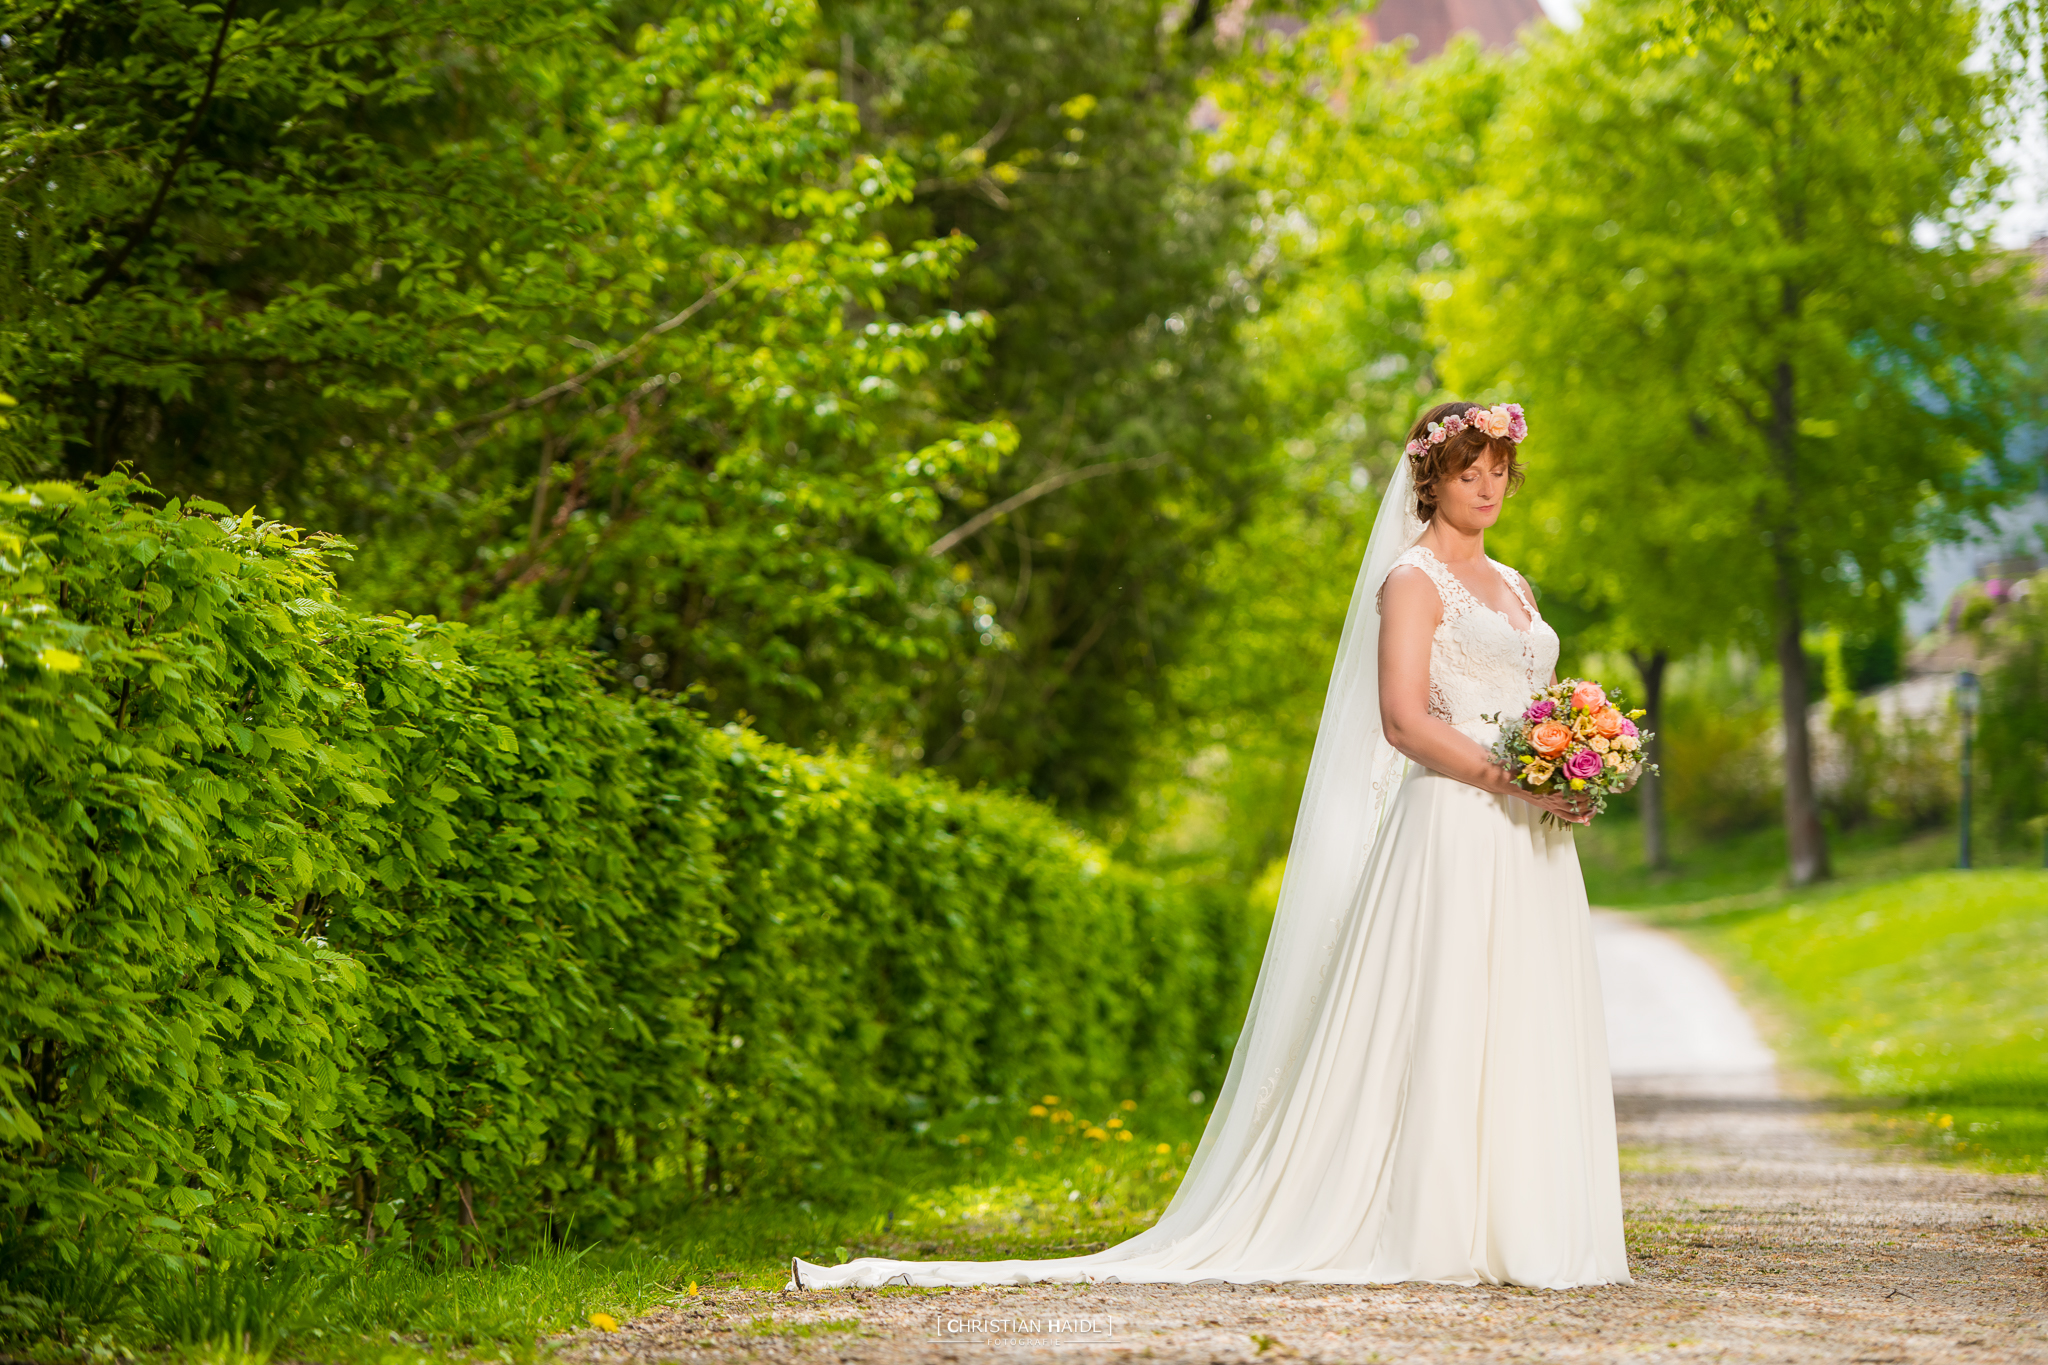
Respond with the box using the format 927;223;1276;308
1773;591;1831;885
1628;648;1670;871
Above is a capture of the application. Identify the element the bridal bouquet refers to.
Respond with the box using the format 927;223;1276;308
1484;679;1657;826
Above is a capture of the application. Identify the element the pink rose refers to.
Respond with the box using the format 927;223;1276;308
1523;698;1556;721
1618;717;1638;738
1477;406;1512;438
1569;681;1607;713
1504;404;1528;441
1564;748;1605;781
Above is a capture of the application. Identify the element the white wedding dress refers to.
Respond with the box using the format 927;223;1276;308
789;468;1632;1292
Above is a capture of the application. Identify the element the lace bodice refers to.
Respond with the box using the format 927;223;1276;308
1377;545;1559;740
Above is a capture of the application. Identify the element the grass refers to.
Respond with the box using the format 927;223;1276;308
1576;809;2037;910
1680;867;2048;1172
0;1236;707;1365
0;1094;1209;1364
1584;812;2048;1173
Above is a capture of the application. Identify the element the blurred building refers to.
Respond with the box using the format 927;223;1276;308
1362;0;1549;58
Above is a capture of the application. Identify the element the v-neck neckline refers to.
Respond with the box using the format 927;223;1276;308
1415;545;1538;636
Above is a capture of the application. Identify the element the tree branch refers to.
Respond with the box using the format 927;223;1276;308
450;269;749;433
80;0;240;304
925;452;1172;557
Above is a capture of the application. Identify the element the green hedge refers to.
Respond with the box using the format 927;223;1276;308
0;478;1233;1262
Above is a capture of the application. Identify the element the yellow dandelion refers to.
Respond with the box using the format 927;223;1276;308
1156;1143;1172;1154
1106;1117;1123;1128
1116;1130;1133;1142
1119;1099;1137;1110
1029;1104;1048;1117
1085;1126;1108;1140
1041;1095;1060;1105
686;1281;700;1297
589;1312;620;1332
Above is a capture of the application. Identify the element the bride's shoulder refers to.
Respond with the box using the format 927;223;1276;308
1375;557;1444;618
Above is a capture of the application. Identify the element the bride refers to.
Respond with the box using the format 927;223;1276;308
790;401;1633;1291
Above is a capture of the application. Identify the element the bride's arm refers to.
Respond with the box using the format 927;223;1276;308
1379;567;1591;823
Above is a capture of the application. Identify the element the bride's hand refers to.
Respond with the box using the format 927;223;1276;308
1515;783;1594;825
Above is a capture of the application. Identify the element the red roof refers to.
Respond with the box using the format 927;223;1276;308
1362;0;1549;58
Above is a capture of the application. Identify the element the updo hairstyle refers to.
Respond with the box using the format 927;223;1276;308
1402;400;1526;522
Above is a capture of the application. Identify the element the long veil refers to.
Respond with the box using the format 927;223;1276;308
790;456;1431;1285
1108;454;1427;1255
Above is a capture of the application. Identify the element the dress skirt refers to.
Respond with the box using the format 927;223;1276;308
789;760;1634;1290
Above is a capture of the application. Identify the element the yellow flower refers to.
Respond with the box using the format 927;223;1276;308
1156;1142;1173;1154
686;1281;699;1297
1029;1104;1048;1117
589;1313;620;1332
1116;1130;1133;1141
1627;708;1646;719
1523;758;1555;784
1569;778;1587;791
1120;1099;1137;1110
1106;1117;1123;1128
1085;1126;1108;1140
1041;1095;1060;1105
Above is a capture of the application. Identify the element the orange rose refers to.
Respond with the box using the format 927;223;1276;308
1592;706;1624;739
1569;681;1607;713
1530;719;1572;758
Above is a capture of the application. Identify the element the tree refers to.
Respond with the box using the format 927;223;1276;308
1440;0;2031;884
1;0;1013;754
819;0;1275;811
1134;26;1512;878
2;0;1294;817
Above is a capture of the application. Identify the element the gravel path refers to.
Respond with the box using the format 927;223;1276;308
567;915;2048;1364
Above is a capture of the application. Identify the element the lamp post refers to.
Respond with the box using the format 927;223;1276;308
1956;670;1979;870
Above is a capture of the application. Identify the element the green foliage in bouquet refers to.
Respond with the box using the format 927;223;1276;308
0;478;1231;1265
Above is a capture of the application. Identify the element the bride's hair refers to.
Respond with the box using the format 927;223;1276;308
1403;401;1525;521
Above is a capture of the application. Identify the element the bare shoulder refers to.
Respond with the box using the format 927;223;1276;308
1376;562;1443;620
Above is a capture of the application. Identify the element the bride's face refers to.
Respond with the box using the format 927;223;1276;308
1432;452;1511;532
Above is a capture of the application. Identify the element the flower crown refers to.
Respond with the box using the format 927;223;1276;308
1404;403;1527;460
